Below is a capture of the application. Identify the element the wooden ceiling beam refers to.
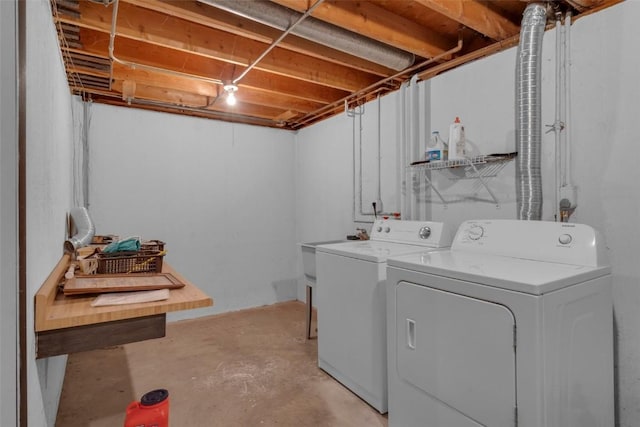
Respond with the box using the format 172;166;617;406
89;95;287;128
417;34;520;81
121;0;395;77
231;87;324;114
65;65;110;79
111;63;324;113
111;80;209;108
76;28;350;105
111;80;290;120
270;0;453;58
61;1;380;92
111;62;220;98
413;0;520;40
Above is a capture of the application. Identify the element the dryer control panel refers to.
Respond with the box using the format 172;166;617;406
370;220;453;248
453;219;608;267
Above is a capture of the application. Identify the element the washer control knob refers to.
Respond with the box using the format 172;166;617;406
558;234;572;245
384;227;391;233
419;226;431;239
467;225;484;240
376;226;382;232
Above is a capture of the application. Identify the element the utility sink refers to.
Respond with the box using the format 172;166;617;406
301;240;345;282
300;240;346;340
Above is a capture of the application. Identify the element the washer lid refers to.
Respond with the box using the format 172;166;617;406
316;240;443;263
387;251;611;295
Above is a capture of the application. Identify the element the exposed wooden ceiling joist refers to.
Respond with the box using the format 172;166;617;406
51;0;623;130
414;0;520;40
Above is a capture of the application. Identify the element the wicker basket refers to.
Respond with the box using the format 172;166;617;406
96;240;166;274
140;240;165;252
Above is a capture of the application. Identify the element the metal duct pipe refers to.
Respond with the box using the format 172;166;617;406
197;0;415;71
64;207;96;253
515;3;547;220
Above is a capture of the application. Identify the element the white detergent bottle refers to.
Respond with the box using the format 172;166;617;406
448;116;466;160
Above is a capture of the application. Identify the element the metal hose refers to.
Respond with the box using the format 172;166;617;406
64;207;96;253
515;3;547;220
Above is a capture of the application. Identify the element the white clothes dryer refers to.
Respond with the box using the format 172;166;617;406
315;220;453;413
386;219;613;427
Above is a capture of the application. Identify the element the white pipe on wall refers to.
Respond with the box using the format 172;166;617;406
396;85;404;217
410;74;420;220
554;15;563;222
352;99;395;220
400;82;410;218
564;12;574;189
377;95;382;210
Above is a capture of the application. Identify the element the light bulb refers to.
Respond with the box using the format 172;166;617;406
223;83;238;106
226;91;236;106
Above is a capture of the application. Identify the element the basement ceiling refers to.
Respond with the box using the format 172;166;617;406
52;0;621;130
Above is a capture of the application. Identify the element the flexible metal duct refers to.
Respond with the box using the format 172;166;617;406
197;0;415;71
515;3;547;220
64;207;96;253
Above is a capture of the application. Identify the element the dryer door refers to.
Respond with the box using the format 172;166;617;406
395;281;516;427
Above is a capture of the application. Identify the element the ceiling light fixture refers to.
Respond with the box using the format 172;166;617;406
224;83;238;106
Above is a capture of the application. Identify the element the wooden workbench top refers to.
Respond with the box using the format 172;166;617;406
35;254;213;332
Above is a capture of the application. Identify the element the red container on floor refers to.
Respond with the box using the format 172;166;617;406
124;389;169;427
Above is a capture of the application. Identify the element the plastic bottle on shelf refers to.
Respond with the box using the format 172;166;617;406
426;131;448;162
448;117;466;160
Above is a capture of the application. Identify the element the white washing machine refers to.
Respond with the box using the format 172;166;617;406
386;219;613;427
315;220;453;413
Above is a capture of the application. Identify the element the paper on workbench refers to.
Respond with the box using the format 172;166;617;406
91;288;170;307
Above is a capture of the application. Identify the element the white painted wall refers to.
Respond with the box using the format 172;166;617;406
88;105;298;318
25;0;79;425
294;2;638;425
294;112;354;244
0;1;18;425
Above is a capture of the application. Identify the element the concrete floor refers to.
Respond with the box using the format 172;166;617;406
56;301;388;426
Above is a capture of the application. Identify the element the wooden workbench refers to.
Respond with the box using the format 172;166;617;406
35;253;213;358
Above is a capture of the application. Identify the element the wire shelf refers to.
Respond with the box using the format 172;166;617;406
408;153;517;207
409;154;516;171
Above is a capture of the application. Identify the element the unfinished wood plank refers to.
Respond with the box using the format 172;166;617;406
111;80;294;119
36;314;166;358
417;34;520;81
78;28;350;105
122;0;395;77
35;254;71;332
111;62;325;112
271;0;453;58
36;261;212;331
414;0;520;40
63;273;185;295
62;1;380;92
91;289;170;307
